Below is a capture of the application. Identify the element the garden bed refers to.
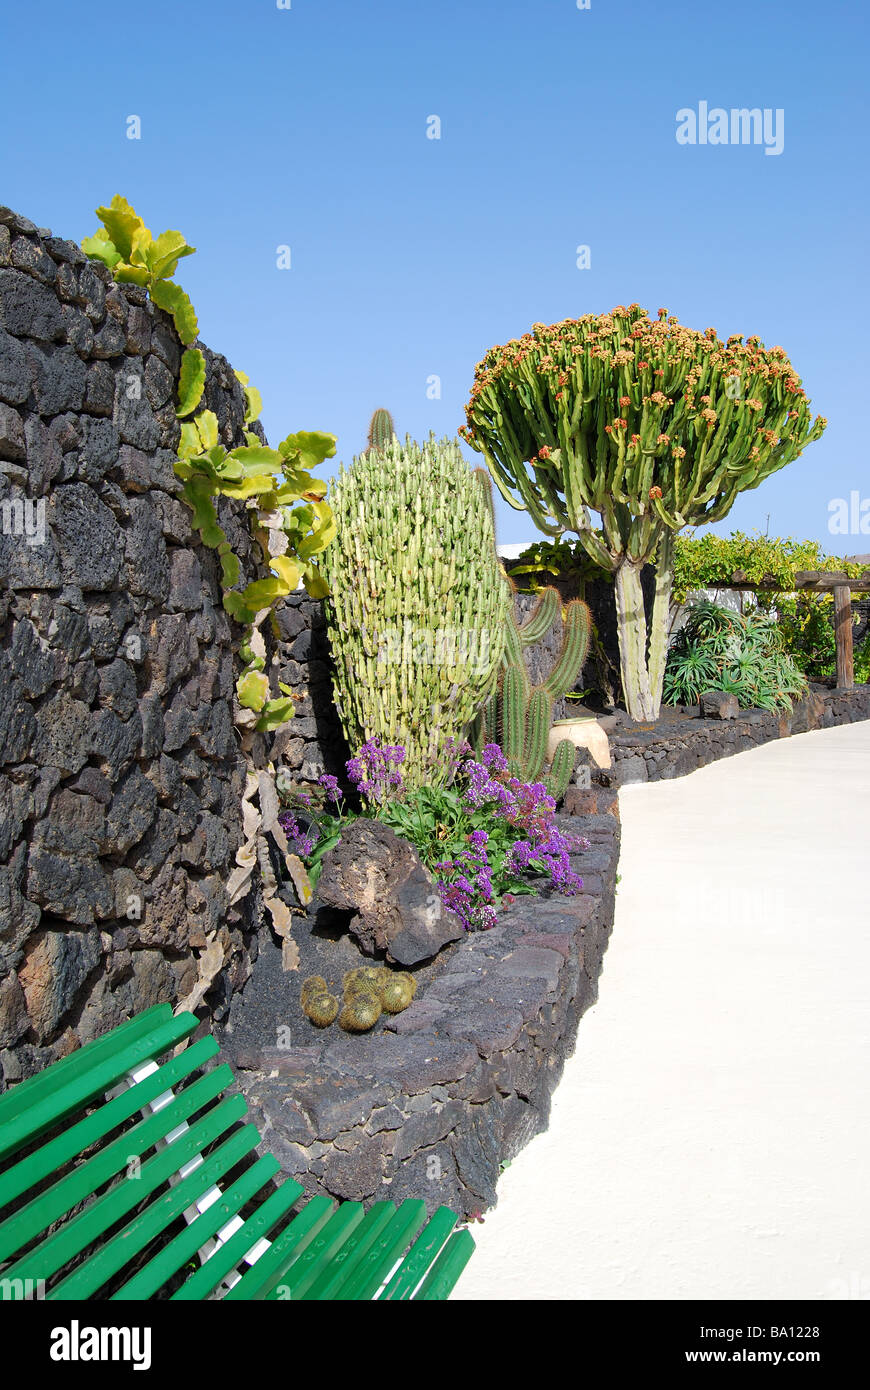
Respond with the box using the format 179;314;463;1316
219;803;619;1221
598;684;870;786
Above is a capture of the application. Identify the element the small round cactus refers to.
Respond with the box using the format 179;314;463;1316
304;992;340;1028
301;975;328;1005
381;977;415;1014
339;993;382;1032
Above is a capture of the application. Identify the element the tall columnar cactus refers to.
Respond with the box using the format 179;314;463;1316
474;587;592;799
461;306;827;720
366;407;396;453
323;435;510;788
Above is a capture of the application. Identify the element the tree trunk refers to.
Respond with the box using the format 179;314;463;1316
647;531;674;715
613;538;674;723
613;559;657;721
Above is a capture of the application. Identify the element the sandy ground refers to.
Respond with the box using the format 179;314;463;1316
454;720;870;1301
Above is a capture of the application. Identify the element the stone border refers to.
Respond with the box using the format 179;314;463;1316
600;685;870;786
223;802;620;1220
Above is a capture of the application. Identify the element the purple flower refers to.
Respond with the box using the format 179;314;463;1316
278;808;319;859
319;774;341;804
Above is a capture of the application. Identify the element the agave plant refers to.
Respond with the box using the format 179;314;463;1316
664;599;808;712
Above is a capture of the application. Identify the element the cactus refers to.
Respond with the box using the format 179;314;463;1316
366;408;396;453
474;585;592;799
323;436;511;789
381;976;415;1014
304;992;340;1027
462;306;827;720
339;994;382;1032
300;975;328;1004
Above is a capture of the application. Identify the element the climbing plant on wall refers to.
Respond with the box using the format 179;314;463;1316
82;196;337;733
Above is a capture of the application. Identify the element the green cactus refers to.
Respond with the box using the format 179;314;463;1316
300;975;328;1004
462;306;827;720
366;408;396;453
474;586;592;800
339;994;382;1032
304;992;340;1027
322;435;510;789
381;977;415;1014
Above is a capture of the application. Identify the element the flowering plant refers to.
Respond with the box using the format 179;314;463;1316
278;737;588;931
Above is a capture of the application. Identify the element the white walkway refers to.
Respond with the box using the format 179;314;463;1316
455;721;870;1300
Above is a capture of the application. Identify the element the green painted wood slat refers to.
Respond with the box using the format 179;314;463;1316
111;1154;282;1301
413;1229;476;1300
300;1200;397;1301
48;1125;262;1300
338;1199;428;1302
0;1065;234;1264
378;1205;460;1300
170;1180;312;1301
0;1093;246;1289
0;1036;220;1211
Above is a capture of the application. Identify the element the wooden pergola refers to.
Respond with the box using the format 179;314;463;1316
711;570;870;689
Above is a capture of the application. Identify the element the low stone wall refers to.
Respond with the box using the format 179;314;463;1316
601;685;870;786
221;802;620;1219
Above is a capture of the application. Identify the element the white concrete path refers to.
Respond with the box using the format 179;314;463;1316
455;721;870;1300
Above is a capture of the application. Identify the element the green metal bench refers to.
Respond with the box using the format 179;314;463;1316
0;1003;474;1301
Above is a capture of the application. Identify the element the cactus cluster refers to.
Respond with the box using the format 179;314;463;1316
322;436;511;789
474;586;592;799
300;967;417;1033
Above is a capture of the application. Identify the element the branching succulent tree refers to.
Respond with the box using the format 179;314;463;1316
461;305;827;720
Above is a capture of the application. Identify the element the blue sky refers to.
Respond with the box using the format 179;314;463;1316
2;0;867;552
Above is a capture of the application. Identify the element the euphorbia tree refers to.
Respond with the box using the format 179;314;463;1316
461;305;826;720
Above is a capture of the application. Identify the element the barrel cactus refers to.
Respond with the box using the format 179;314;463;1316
462;306;827;720
474;586;592;799
323;435;510;788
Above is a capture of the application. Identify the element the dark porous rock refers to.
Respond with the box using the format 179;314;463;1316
316;818;464;965
52;483;122;590
0;268;64;341
0;326;31;404
700;689;739;720
0;402;26;459
17;927;103;1041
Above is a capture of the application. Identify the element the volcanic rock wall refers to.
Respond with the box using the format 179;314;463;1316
0;206;263;1085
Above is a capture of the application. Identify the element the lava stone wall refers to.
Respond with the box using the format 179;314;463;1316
602;685;870;786
0;206;263;1086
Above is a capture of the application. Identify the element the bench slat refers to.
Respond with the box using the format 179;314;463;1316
0;1036;219;1210
0;1009;199;1161
111;1153;282;1301
301;1200;397;1301
338;1199;427;1301
170;1179;312;1301
1;1092;246;1289
49;1124;262;1300
0;1004;173;1130
379;1205;459;1300
412;1228;476;1300
0;1065;234;1263
252;1201;365;1301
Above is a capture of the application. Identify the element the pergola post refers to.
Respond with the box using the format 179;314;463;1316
833;584;855;689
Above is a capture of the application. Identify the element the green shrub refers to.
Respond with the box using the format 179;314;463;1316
663;599;808;711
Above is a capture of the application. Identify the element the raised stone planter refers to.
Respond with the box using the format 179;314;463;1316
220;803;620;1220
601;685;870;786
